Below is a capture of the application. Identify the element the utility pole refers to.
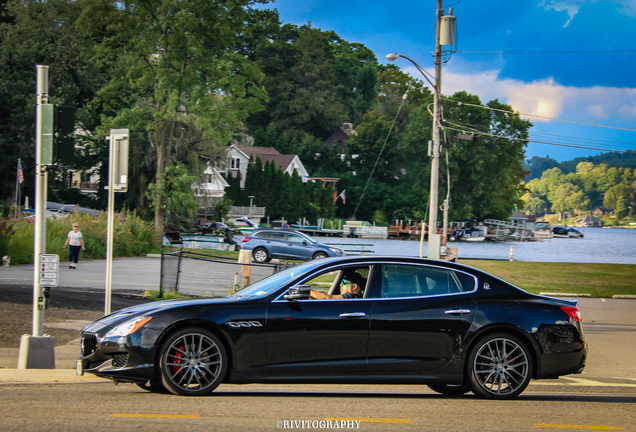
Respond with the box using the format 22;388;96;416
426;0;444;260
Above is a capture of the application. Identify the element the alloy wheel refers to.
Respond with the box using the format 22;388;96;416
160;330;226;396
469;335;531;399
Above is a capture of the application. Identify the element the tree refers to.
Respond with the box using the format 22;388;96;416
78;0;267;238
0;0;99;207
604;184;634;219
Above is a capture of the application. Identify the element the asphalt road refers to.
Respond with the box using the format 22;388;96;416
1;381;635;431
1;259;635;431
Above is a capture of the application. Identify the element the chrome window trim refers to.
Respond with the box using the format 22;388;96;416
271;260;478;302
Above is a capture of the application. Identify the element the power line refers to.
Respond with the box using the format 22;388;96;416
443;123;635;154
442;98;636;133
456;50;636;54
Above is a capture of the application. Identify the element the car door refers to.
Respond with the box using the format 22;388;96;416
367;263;477;372
259;231;287;259
284;233;314;260
265;267;373;375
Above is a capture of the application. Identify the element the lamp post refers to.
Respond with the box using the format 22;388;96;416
387;0;454;259
248;195;254;217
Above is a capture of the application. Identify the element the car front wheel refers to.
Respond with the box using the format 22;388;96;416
253;247;270;263
312;252;328;260
467;333;532;399
159;328;227;396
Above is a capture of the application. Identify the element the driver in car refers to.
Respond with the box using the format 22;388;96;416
310;271;365;299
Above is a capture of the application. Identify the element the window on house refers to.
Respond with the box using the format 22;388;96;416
230;158;240;170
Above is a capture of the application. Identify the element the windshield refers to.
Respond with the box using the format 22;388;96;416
233;261;322;299
297;232;316;244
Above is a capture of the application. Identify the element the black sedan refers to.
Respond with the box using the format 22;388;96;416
77;256;587;399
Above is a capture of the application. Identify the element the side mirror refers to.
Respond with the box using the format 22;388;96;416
284;285;312;301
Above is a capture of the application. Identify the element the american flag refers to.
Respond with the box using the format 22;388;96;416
337;189;346;204
17;160;24;184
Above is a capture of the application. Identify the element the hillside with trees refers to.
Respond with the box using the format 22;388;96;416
523;162;636;222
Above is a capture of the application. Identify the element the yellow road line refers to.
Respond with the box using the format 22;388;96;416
536;424;624;430
326;418;411;423
112;414;200;419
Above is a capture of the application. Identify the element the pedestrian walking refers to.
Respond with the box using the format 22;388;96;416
63;223;85;269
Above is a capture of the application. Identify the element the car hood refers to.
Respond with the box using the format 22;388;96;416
81;296;242;332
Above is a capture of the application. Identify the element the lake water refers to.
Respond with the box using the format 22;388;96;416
316;227;636;264
175;227;636;264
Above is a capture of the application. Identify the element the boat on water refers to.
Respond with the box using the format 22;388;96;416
343;220;388;239
449;220;487;242
552;226;584;238
533;220;554;240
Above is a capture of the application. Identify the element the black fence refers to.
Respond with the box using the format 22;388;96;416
160;251;297;297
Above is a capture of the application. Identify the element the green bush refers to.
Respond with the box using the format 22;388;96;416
4;209;160;264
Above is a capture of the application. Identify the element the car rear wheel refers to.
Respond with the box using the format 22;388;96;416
252;247;270;263
159;328;227;396
427;383;470;396
312;252;328;260
468;333;532;399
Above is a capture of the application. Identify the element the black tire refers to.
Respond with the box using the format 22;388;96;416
135;380;168;393
158;327;227;396
252;247;270;263
467;333;533;399
428;383;470;396
312;252;328;260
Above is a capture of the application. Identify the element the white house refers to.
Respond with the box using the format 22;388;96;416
225;144;309;188
195;165;229;202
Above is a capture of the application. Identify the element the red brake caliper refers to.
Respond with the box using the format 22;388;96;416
172;345;185;375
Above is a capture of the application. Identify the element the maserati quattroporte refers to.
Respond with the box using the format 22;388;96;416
77;256;587;399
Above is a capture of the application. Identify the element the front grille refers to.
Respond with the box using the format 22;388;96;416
81;333;97;356
87;361;105;370
112;354;129;368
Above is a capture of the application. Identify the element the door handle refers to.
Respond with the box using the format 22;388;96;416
340;312;366;318
445;309;471;315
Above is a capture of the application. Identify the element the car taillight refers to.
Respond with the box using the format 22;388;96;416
242;237;251;243
560;306;581;322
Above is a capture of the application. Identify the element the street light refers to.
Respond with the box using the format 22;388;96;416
386;1;455;260
248;195;254;216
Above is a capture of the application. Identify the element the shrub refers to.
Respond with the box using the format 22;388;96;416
4;209;160;264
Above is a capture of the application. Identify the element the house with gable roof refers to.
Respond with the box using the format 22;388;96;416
225;144;309;188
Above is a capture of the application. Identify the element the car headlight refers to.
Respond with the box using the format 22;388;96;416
106;316;153;338
328;247;343;254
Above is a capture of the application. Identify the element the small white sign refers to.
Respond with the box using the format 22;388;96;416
39;254;59;287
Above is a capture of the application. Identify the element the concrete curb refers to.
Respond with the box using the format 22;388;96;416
0;369;106;384
612;295;636;299
539;292;592;297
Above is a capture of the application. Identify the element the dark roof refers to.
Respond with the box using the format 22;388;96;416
324;128;350;154
235;144;281;157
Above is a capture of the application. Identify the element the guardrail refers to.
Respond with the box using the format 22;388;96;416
325;243;375;255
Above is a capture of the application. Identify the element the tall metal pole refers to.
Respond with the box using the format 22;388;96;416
426;0;444;260
32;65;49;336
105;134;117;315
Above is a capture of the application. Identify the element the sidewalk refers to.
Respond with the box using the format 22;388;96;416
0;256;161;291
0;256;161;382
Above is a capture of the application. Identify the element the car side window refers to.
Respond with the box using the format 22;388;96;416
382;264;466;298
287;234;305;243
267;231;286;241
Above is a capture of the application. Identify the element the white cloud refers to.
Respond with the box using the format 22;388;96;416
541;1;583;27
429;68;636;126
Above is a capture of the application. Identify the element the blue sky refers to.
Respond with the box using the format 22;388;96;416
261;0;636;162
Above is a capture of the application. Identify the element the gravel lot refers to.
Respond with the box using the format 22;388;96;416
0;284;150;349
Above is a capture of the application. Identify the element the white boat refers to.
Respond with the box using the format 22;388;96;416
343;221;388;239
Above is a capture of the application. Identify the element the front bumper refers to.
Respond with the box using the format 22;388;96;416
77;329;160;383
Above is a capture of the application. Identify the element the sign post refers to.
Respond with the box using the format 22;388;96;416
105;129;129;315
